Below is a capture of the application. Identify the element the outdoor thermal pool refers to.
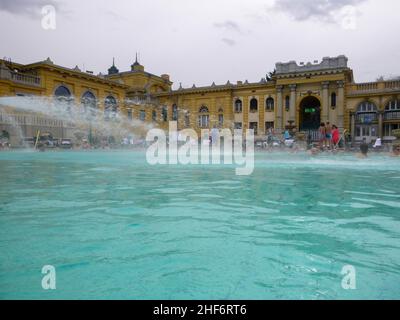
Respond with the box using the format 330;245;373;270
0;151;399;299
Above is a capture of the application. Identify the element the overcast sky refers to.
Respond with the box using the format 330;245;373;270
0;0;399;89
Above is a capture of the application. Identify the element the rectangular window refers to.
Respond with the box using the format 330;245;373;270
356;126;361;137
172;107;178;121
249;122;258;135
234;122;242;130
162;107;168;122
218;114;224;126
265;122;274;132
139;110;146;121
185;114;190;127
371;126;377;137
127;109;133;121
198;115;209;128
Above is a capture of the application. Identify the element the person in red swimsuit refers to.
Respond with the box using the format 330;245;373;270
332;125;340;147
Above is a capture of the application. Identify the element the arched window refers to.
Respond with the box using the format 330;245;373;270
199;106;209;113
104;96;118;120
172;104;178;121
81;91;97;116
198;106;209;128
285;96;290;111
357;101;377;114
54;85;72;101
266;97;274;111
234;99;242;113
54;85;73;112
152;110;157;121
250;98;258;112
331;92;337;108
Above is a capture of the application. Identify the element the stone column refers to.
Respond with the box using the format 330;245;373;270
378;111;383;138
322;82;329;123
259;96;265;135
289;84;297;123
337;81;345;130
243;96;249;133
276;86;283;133
350;112;355;142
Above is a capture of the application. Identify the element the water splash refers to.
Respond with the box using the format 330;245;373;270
0;96;156;146
0;110;28;148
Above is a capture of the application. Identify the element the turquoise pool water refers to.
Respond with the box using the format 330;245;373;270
0;151;399;300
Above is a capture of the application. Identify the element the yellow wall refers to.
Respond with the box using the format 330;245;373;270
1;58;400;141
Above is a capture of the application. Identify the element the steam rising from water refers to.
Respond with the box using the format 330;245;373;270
0;96;156;143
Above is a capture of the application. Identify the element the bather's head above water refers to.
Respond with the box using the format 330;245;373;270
393;144;400;156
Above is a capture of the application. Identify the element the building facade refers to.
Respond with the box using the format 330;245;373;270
1;55;399;146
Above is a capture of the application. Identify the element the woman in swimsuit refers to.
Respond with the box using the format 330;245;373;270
332;125;340;148
319;123;326;149
325;122;332;148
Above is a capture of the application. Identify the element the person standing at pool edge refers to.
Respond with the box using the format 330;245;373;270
319;123;326;149
326;122;332;149
332;125;340;149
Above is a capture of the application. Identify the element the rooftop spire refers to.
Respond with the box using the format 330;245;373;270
131;52;144;71
107;57;119;75
133;52;140;66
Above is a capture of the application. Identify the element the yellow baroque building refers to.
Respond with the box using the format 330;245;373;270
0;55;399;146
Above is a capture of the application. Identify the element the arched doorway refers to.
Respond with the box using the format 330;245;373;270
299;96;321;131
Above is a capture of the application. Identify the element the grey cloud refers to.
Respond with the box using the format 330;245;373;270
0;0;58;16
214;20;241;32
221;38;236;46
273;0;367;22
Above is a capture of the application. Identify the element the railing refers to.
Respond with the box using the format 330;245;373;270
385;81;400;89
356;82;378;91
0;112;69;127
10;71;41;86
352;80;400;93
384;111;400;121
126;96;159;105
304;130;320;142
0;68;41;87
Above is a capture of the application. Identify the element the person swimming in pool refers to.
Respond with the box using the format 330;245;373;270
391;144;400;157
358;138;369;158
